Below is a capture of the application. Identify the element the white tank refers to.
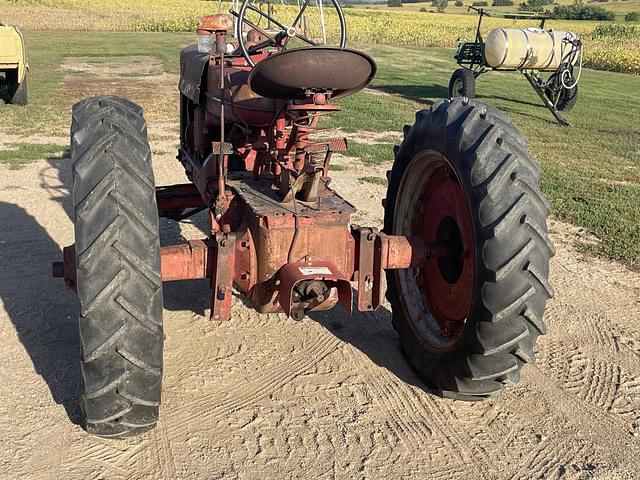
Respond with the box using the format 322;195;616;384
484;28;578;70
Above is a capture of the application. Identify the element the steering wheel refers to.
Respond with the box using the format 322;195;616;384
234;0;347;67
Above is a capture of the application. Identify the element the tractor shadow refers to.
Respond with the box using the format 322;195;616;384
308;301;426;390
0;198;82;425
368;84;449;105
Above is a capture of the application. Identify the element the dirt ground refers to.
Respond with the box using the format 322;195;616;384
1;70;640;480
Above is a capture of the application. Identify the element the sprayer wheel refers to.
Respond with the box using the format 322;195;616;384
71;96;163;437
545;76;578;112
384;98;554;400
449;68;476;99
556;84;578;112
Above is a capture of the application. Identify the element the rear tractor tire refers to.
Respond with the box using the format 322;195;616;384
384;98;554;400
449;68;476;99
71;96;163;437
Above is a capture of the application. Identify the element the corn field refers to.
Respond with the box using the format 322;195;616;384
1;0;639;74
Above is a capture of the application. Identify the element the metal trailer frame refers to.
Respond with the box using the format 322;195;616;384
452;6;580;126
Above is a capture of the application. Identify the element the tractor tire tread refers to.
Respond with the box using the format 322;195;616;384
384;98;553;400
71;95;163;437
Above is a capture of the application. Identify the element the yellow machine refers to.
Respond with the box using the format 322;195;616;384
0;22;28;105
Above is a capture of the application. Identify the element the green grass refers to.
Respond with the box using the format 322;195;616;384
0;144;67;169
0;33;638;267
543;162;640;263
0;31;192;137
329;164;348;171
359;175;388;185
343;143;396;165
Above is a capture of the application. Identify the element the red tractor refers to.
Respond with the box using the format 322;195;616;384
53;2;554;437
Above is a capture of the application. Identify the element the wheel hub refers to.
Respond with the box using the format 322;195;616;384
416;166;474;339
452;78;464;97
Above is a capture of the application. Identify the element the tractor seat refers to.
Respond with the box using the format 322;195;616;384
248;47;377;100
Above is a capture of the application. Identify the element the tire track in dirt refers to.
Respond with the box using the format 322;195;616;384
335;308;501;479
63;328;339;479
527;364;640;460
476;369;601;479
537;338;640;434
327;311;435;458
419;397;503;479
535;246;640;437
359;366;432;460
163;330;343;439
511;437;590;480
67;441;149;480
155;423;177;479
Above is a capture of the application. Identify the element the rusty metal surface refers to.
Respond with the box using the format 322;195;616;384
156;183;205;216
286;103;342;112
178;148;219;206
417;166;475;337
233;227;258;293
352;227;380;311
227;171;355;218
248;47;377;100
350;231;441;312
278;260;352;318
211;231;236;321
378;234;432;270
227;172;355;285
160;240;213;281
52;245;77;292
304;138;348;153
197;14;233;33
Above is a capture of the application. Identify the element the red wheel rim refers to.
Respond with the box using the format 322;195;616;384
393;151;475;352
415;166;474;341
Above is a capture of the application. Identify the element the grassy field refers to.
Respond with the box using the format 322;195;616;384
0;31;638;268
1;0;639;74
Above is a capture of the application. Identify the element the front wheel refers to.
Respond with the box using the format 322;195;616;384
449;68;476;99
384;98;554;400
